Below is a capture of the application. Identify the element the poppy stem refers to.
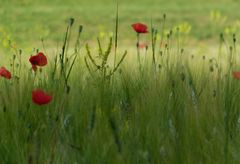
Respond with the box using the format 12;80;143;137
160;14;166;51
74;25;83;53
60;25;69;74
12;54;16;78
108;116;122;153
66;25;83;86
137;33;141;69
151;18;156;67
19;49;22;77
60;18;75;89
225;47;234;164
113;2;119;69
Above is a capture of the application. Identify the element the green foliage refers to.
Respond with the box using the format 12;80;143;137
1;18;240;163
1;1;240;163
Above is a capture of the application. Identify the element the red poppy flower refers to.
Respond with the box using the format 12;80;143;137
32;89;52;105
0;67;11;79
233;71;240;80
29;52;47;71
132;23;148;33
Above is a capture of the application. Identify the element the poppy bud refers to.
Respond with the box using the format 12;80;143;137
163;13;166;19
180;73;185;82
69;18;75;26
3;106;6;113
233;34;236;43
233;38;236;43
79;25;83;33
220;33;224;42
167;34;170;39
158;64;162;69
181;49;184;54
159;51;163;56
210;66;214;72
213;90;217;97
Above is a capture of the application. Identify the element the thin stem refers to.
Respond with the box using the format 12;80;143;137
113;2;119;68
137;33;141;68
160;14;166;50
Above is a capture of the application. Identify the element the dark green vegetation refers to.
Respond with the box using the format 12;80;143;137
1;0;240;163
0;18;240;163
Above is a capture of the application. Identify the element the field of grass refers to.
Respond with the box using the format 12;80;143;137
1;0;240;163
0;0;240;49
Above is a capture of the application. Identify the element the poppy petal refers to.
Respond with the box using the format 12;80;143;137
32;65;37;72
0;67;11;79
132;23;148;33
29;52;48;67
233;71;240;80
32;89;52;105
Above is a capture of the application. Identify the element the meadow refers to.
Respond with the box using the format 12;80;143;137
1;0;240;163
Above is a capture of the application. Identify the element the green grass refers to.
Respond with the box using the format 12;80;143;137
1;1;240;163
1;36;240;163
0;0;240;50
0;18;240;163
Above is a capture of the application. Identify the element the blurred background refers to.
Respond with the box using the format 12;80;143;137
0;0;239;51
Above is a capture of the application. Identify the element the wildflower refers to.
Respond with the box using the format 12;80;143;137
29;52;47;71
232;71;240;80
132;23;148;33
0;67;11;79
32;89;52;105
138;42;148;49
